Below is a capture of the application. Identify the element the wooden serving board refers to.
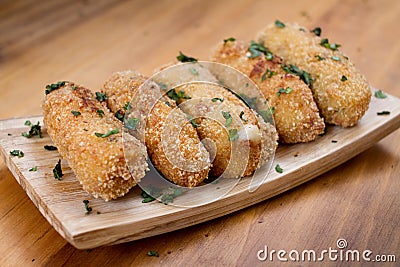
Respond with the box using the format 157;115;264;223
1;91;399;249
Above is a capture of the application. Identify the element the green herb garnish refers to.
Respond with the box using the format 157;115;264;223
261;68;276;81
96;109;104;118
71;85;77;90
275;20;285;28
228;129;239;141
223;37;236;44
125;118;140;131
259;107;275;122
320;38;341;51
114;110;124;121
21;121;42;138
160;187;183;204
222;111;233;127
141;190;156;203
377;111;390;116
276;87;293;97
315;55;325;61
29;166;38;172
71;110;81;117
53;159;63;180
95;92;108;102
157;82;168;91
123;102;131;110
311;27;321;36
83;200;92;214
341;75;347;82
189;68;199;76
10;150;24;158
281;64;312;87
331;56;341;61
24;120;31;126
239;111;247;122
167;89;191;101
147;251;159;257
165;101;171;107
95;128;119;138
44;145;57;151
247;40;273;60
187;115;199;128
45;81;66;94
375;90;387;99
211;97;224;102
177;51;198;62
275;164;283;173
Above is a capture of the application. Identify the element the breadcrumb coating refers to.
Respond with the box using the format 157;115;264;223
256;22;371;127
42;83;148;201
175;82;278;178
211;40;325;143
102;71;210;187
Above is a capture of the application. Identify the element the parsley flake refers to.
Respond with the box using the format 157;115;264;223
315;55;325;61
21;121;42;138
320;38;341;51
228;129;239;141
147;251;159;257
83;200;92;214
223;37;236;44
275;164;283;173
276;87;293;97
10;150;24;158
53;159;63;180
95;92;108;102
341;75;347;82
281;64;312;87
239;111;247;122
141;190;156;203
29;166;38;172
222;111;233;127
167;89;191;101
259;107;275;122
157;82;168;91
375;90;387;99
331;56;341;61
275;20;285;28
211;97;224;102
377;111;390;116
71;110;81;117
247;40;273;59
123;102;131;110
125;118;140;131
44;145;58;151
24;120;32;126
161;187;183;204
45;81;66;95
95;128;119;138
311;27;321;36
177;51;198;62
187;115;199;128
114;110;124;121
261;68;276;81
96;109;104;118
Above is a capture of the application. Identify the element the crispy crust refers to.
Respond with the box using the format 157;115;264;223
102;71;210;187
175;82;278;178
256;22;371;127
211;40;325;143
42;83;148;201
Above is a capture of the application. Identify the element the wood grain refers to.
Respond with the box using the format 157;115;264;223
1;0;399;265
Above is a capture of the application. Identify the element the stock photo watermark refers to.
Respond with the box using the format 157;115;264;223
257;238;396;263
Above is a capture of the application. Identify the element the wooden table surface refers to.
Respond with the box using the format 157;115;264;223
1;0;399;266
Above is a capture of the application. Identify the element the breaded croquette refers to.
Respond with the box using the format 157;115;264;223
102;71;211;187
42;82;148;201
212;39;325;143
256;21;371;127
174;82;277;178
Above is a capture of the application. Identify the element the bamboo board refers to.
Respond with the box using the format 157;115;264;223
0;91;399;249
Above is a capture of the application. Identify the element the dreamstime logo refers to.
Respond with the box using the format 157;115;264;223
257;238;397;263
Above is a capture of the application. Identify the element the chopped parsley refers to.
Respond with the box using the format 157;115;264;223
375;90;387;99
223;37;236;44
115;110;124;121
187;115;199;128
161;187;183;204
123;102;131;110
315;55;325;61
95;128;119;138
45;81;66;95
247;40;273;60
165;101;171;107
29;166;38;172
177;51;198;62
331;56;341;61
53;159;63;180
96;109;104;118
167;89;191;101
377;111;390;116
320;38;341;51
147;251;159;257
228;129;239;141
71;85;77;90
189;68;199;76
259;107;275;122
157;82;168;91
141;190;156;203
44;145;58;151
10;150;24;158
275;164;283;173
22;121;42;138
222;111;233;127
24;120;31;126
261;68;276;81
276;87;293;97
341;75;347;82
83;200;92;214
211;97;224;102
331;140;338;143
238;94;257;109
71;110;81;117
95;92;108;102
281;64;312;87
239;111;247;122
275;20;285;28
311;27;321;36
125;118;140;130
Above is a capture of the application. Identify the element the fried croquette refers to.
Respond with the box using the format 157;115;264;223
256;21;371;127
42;82;148;201
211;39;325;143
102;71;210;187
173;82;277;178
